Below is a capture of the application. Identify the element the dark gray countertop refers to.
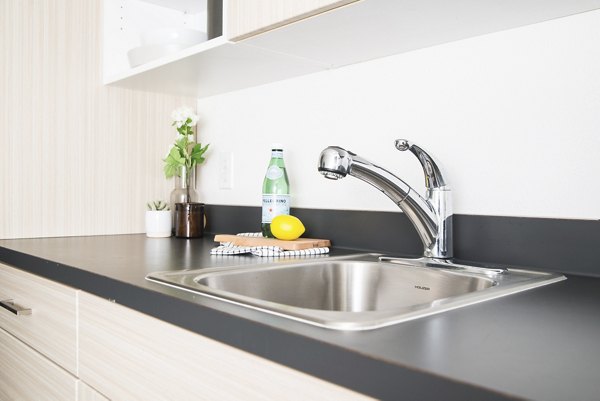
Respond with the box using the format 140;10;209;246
0;234;599;401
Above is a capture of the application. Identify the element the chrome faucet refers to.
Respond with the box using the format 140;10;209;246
318;139;453;259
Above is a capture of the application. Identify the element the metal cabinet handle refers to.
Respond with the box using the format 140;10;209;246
0;299;32;316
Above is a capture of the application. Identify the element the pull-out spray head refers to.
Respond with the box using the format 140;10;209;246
317;146;352;180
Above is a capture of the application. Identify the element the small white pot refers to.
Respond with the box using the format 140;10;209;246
145;210;172;238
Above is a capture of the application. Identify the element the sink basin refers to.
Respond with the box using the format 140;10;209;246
146;254;565;330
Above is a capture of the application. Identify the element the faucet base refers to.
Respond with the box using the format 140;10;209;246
378;256;507;276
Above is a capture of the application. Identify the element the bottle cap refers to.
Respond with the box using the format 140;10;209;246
271;143;284;151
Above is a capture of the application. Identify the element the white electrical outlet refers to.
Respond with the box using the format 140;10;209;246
218;152;234;189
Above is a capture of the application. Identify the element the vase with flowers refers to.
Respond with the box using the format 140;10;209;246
164;106;209;238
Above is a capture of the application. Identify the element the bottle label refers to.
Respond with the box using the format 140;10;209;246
266;165;283;180
271;150;283;158
262;194;290;223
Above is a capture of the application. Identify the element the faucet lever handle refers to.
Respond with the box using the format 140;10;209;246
395;139;448;190
394;139;411;151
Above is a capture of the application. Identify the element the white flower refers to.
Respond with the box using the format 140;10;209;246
171;106;199;128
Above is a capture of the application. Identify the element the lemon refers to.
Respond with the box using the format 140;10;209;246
271;215;305;240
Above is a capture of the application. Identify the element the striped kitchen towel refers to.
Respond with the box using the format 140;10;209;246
210;232;330;257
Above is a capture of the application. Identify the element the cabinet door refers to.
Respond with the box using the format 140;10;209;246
0;262;78;374
79;292;372;401
0;328;77;401
227;0;358;41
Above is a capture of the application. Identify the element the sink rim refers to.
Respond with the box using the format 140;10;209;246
146;254;566;331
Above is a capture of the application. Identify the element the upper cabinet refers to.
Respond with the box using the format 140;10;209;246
103;0;223;85
103;0;600;98
226;0;356;41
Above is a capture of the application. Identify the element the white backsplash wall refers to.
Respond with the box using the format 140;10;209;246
197;9;600;220
0;0;194;239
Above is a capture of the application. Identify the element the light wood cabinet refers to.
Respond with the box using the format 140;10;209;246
78;382;110;401
0;328;78;401
79;291;372;401
0;262;78;375
226;0;357;41
0;263;109;401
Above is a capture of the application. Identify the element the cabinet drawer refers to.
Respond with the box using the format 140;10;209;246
80;292;372;401
0;327;77;401
0;262;78;375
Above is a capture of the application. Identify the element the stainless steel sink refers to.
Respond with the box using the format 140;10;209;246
146;254;565;330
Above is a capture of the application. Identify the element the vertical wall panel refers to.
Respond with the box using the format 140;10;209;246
0;0;195;238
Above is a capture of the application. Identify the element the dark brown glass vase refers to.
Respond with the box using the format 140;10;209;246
174;203;205;238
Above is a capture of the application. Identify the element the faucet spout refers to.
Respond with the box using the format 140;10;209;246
318;141;453;259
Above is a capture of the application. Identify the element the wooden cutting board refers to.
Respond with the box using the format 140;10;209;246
214;234;331;250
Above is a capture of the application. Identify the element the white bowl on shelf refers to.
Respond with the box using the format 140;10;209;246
126;28;208;68
140;28;207;47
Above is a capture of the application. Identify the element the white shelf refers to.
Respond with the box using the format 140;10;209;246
104;0;600;98
138;0;207;13
104;36;329;98
104;37;228;85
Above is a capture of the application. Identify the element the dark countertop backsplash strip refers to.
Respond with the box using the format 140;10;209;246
204;205;600;278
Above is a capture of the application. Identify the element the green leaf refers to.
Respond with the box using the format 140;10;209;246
163;162;179;179
163;148;185;178
164;139;205;179
169;146;185;163
190;143;210;165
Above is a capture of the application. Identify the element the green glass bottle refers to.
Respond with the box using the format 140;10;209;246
261;144;290;237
